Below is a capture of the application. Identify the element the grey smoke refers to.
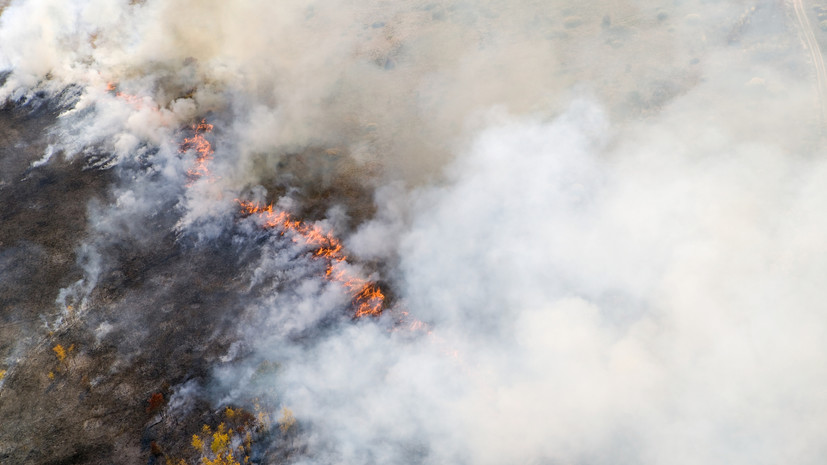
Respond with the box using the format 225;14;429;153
2;0;827;464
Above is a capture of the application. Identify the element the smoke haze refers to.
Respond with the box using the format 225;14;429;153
2;0;827;463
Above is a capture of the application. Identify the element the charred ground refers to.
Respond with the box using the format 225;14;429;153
0;95;321;464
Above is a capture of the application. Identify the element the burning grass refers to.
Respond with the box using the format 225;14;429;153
236;199;386;318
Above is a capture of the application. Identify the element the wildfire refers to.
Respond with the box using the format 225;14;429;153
173;118;451;353
107;81;147;107
109;83;212;182
180;119;214;180
115;92;145;106
175;118;385;317
236;200;386;317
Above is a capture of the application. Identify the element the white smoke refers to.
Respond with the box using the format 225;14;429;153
3;0;827;464
246;98;827;464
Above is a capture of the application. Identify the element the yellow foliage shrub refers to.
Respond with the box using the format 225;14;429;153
184;406;268;465
211;431;229;455
191;434;203;451
53;345;66;361
278;407;296;434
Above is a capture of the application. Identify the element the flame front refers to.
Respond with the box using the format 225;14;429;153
107;82;147;108
175;119;385;317
180;119;214;180
236;200;386;317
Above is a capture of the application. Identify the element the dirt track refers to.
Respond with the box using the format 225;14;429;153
792;0;827;131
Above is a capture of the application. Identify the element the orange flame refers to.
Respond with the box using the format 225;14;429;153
236;199;459;358
180;119;214;180
236;200;386;317
108;82;151;109
115;92;145;106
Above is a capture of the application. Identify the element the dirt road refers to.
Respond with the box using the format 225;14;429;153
791;0;827;132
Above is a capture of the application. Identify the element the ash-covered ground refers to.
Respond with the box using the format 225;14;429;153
3;1;827;465
0;87;287;463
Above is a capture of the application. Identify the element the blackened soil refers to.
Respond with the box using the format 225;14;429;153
0;98;112;367
0;98;252;464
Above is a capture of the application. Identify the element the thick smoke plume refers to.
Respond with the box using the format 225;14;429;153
2;0;827;464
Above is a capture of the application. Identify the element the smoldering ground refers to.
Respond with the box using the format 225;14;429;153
1;0;827;464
